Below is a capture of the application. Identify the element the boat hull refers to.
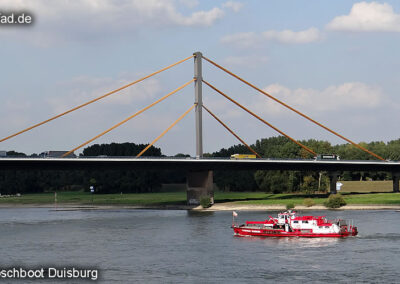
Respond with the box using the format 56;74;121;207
233;227;357;238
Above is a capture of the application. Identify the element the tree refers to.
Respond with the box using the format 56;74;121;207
254;170;294;193
207;144;258;191
82;143;162;193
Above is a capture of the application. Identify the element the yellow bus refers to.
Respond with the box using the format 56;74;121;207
230;154;257;159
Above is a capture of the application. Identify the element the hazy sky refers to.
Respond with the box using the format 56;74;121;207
1;0;400;156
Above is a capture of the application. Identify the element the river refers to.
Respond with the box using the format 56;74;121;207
0;208;399;283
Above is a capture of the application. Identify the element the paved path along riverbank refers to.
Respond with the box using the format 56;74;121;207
1;203;400;211
198;203;400;211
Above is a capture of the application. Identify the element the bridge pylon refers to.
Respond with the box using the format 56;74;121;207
193;51;203;159
186;52;214;206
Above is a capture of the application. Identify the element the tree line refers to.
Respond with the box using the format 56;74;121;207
1;137;400;194
211;136;400;193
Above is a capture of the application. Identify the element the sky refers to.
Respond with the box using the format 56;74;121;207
1;0;400;156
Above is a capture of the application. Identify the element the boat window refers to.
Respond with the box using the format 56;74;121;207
302;221;308;224
325;226;329;229
293;221;298;224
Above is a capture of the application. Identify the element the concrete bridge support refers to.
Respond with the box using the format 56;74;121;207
187;170;214;205
393;172;400;193
328;171;340;194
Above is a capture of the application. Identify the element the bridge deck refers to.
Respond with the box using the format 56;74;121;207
0;157;399;172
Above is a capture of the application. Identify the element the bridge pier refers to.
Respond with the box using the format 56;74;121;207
328;171;340;194
187;170;214;205
393;172;400;193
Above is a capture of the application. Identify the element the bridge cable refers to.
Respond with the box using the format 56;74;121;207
136;104;196;158
202;80;317;156
202;105;261;158
0;55;194;143
62;79;195;157
203;56;385;161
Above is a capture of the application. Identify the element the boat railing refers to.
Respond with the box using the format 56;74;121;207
246;221;269;225
329;219;349;225
336;219;355;233
349;219;354;231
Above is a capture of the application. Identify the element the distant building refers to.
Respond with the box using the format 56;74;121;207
0;151;6;157
42;151;76;158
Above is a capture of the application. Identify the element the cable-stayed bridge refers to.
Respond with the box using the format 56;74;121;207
1;52;399;204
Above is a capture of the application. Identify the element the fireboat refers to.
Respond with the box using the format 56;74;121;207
232;210;358;238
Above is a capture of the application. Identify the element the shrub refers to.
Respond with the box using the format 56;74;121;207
303;198;315;207
200;197;212;208
286;203;295;210
324;194;347;209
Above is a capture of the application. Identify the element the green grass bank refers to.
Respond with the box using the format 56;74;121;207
1;190;400;207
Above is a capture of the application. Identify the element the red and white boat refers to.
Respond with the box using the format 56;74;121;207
232;210;358;238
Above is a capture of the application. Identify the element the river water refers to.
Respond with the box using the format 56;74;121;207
0;208;399;283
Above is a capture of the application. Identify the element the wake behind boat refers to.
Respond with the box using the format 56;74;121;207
232;210;358;238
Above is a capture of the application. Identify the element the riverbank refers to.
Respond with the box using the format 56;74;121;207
0;201;400;211
199;203;400;211
0;203;400;211
0;203;196;210
0;191;400;210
